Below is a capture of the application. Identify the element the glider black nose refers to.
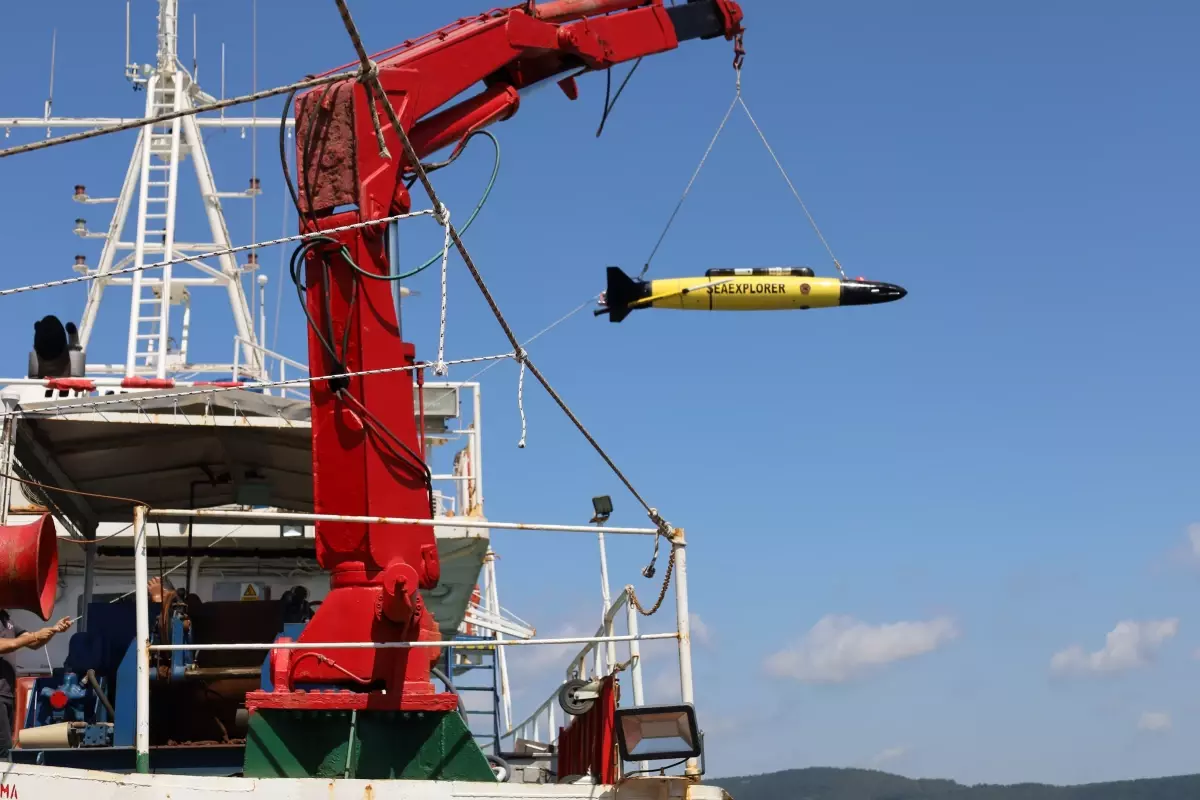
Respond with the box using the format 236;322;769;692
839;280;907;306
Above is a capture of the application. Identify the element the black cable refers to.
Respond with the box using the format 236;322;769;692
621;758;688;779
596;58;643;138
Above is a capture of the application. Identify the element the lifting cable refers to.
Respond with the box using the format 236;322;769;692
642;44;848;280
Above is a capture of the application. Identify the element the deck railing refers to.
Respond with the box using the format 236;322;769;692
125;506;696;776
500;588;647;752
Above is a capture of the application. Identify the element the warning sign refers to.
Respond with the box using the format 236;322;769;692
241;583;260;602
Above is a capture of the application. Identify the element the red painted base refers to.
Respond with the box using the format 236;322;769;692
245;689;459;713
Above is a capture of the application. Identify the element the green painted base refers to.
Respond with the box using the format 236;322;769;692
243;709;496;781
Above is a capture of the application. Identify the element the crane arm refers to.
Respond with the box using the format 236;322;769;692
297;0;744;219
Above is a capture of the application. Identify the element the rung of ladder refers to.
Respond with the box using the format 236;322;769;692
135;334;160;340
147;181;169;187
145;230;167;235
145;213;168;219
138;297;161;304
136;317;162;323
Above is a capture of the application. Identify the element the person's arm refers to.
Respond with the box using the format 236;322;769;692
0;617;73;654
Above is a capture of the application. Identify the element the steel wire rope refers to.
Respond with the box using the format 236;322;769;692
0;354;513;421
0;71;357;160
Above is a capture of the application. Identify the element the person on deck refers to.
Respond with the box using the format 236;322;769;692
0;611;72;758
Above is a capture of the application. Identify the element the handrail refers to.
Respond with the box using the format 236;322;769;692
501;589;649;750
567;590;629;680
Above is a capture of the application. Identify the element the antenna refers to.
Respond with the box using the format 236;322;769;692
125;0;131;73
44;29;57;121
192;13;198;81
220;42;225;120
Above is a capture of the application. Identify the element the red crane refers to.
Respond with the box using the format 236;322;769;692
249;0;744;714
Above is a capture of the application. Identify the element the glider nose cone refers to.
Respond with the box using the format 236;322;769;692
840;280;907;306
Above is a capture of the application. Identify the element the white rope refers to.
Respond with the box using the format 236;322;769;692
0;209;436;298
515;348;528;449
642;93;739;278
467;295;597;381
736;86;847;280
0;353;513;420
434;205;452;376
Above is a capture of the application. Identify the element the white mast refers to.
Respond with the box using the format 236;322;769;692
3;0;293;382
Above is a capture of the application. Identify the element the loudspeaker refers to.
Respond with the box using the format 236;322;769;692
0;514;59;621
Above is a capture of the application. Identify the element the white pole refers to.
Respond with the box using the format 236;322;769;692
472;384;484;515
488;552;513;731
133;506;150;774
670;529;698;778
625;593;648;772
0;393;18;527
146;508;660;536
624;594;644;707
148;633;679;652
597;530;616;672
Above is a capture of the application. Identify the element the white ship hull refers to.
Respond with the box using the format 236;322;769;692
0;765;730;800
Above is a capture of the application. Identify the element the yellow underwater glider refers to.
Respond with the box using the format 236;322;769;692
595;267;907;322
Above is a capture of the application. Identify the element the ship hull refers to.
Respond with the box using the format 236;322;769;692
0;764;732;800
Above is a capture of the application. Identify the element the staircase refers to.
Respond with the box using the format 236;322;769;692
125;71;183;379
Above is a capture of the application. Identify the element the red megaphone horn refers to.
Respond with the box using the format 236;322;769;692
0;514;59;621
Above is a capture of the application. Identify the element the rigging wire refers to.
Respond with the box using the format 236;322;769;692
0;354;513;422
642;61;849;280
0;70;356;160
0;209;434;298
466;296;597;381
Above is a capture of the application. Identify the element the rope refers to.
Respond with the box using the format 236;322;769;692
642;59;849;281
515;349;528;449
333;1;672;534
466;296;597;381
0;470;146;508
735;72;847;279
0;71;356;160
0;210;434;299
0;353;513;421
434;206;452;376
642;93;738;278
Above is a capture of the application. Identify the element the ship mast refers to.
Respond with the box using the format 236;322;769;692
3;0;291;382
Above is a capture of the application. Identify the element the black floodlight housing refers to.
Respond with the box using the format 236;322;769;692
590;495;613;524
614;703;702;762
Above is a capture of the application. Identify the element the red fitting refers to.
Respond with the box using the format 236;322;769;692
378;562;420;624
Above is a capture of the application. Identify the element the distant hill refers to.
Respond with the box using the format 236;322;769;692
714;767;1200;799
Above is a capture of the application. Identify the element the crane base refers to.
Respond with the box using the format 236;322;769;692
243;708;495;781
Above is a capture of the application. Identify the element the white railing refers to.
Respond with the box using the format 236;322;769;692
233;336;308;399
500;588;648;751
121;476;695;777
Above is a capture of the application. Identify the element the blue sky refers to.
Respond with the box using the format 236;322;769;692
2;0;1200;787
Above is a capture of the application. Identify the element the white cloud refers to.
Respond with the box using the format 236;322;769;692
764;614;960;683
871;746;908;767
1138;711;1171;732
690;613;712;647
1188;523;1200;557
1049;619;1179;676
